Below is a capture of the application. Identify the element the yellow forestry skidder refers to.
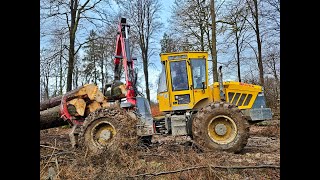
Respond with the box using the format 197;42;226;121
40;18;272;154
155;51;272;152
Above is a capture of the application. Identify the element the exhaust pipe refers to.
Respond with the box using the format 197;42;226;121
218;66;225;101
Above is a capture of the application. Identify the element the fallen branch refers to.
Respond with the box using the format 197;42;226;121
40;144;63;151
127;166;207;178
40;151;75;159
55;157;60;179
127;166;208;178
139;154;168;157
126;165;280;178
211;165;280;169
40;140;57;176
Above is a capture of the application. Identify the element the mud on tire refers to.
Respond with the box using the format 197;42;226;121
79;107;138;155
192;102;249;153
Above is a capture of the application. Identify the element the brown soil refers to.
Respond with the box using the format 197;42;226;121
40;118;280;179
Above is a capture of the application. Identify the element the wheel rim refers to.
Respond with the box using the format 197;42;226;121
91;121;116;148
207;115;237;144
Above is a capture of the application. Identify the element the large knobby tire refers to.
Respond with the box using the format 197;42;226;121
79;107;137;155
192;102;249;153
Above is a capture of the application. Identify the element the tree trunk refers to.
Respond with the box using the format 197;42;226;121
235;31;241;82
54;75;57;97
67;34;75;91
44;75;49;100
60;53;63;95
210;0;218;82
59;38;64;95
199;22;204;51
66;0;78;92
271;56;279;100
100;46;105;92
253;0;264;87
40;95;64;111
143;53;150;103
74;67;79;88
40;86;83;111
40;105;69;130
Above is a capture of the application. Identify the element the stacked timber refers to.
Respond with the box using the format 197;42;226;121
40;84;118;130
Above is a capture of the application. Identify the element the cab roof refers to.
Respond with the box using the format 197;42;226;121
160;51;208;56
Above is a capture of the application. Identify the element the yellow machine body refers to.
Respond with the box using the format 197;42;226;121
157;51;263;112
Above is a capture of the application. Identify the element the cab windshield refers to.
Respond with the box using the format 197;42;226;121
170;61;189;91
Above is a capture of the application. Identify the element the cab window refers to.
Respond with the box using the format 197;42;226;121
190;59;206;89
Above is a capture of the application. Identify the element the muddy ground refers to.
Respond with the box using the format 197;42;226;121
40;117;280;179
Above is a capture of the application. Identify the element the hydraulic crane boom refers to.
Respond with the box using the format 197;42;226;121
113;17;137;106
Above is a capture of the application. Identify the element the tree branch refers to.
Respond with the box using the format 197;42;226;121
81;0;103;13
126;165;280;178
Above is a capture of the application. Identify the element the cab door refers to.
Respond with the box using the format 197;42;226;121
157;61;171;112
190;58;209;105
168;60;194;110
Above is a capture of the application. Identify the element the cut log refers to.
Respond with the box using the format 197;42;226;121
68;98;86;116
40;105;69;130
40;84;105;111
76;84;104;102
104;84;127;100
40;95;63;111
40;86;84;111
67;104;77;116
40;84;109;130
87;101;101;113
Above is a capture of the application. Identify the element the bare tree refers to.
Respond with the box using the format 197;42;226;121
41;0;109;92
170;0;227;82
244;0;265;86
117;0;162;103
264;76;279;109
221;1;250;82
40;49;55;100
264;43;279;105
210;0;218;82
261;0;280;33
73;54;81;88
171;0;208;51
49;29;68;95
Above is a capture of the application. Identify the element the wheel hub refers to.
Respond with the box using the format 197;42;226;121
207;115;237;144
92;122;116;147
215;123;227;136
98;129;112;142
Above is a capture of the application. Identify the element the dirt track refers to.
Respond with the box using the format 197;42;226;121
40;119;280;179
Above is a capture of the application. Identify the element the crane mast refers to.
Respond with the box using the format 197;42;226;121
113;17;137;106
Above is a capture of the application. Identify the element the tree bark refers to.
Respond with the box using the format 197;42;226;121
66;0;78;92
40;105;69;130
210;0;218;82
235;30;241;82
40;86;83;111
40;95;63;111
67;34;75;91
143;52;151;103
59;38;64;95
253;0;264;86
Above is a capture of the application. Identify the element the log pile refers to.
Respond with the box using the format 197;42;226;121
40;84;125;130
